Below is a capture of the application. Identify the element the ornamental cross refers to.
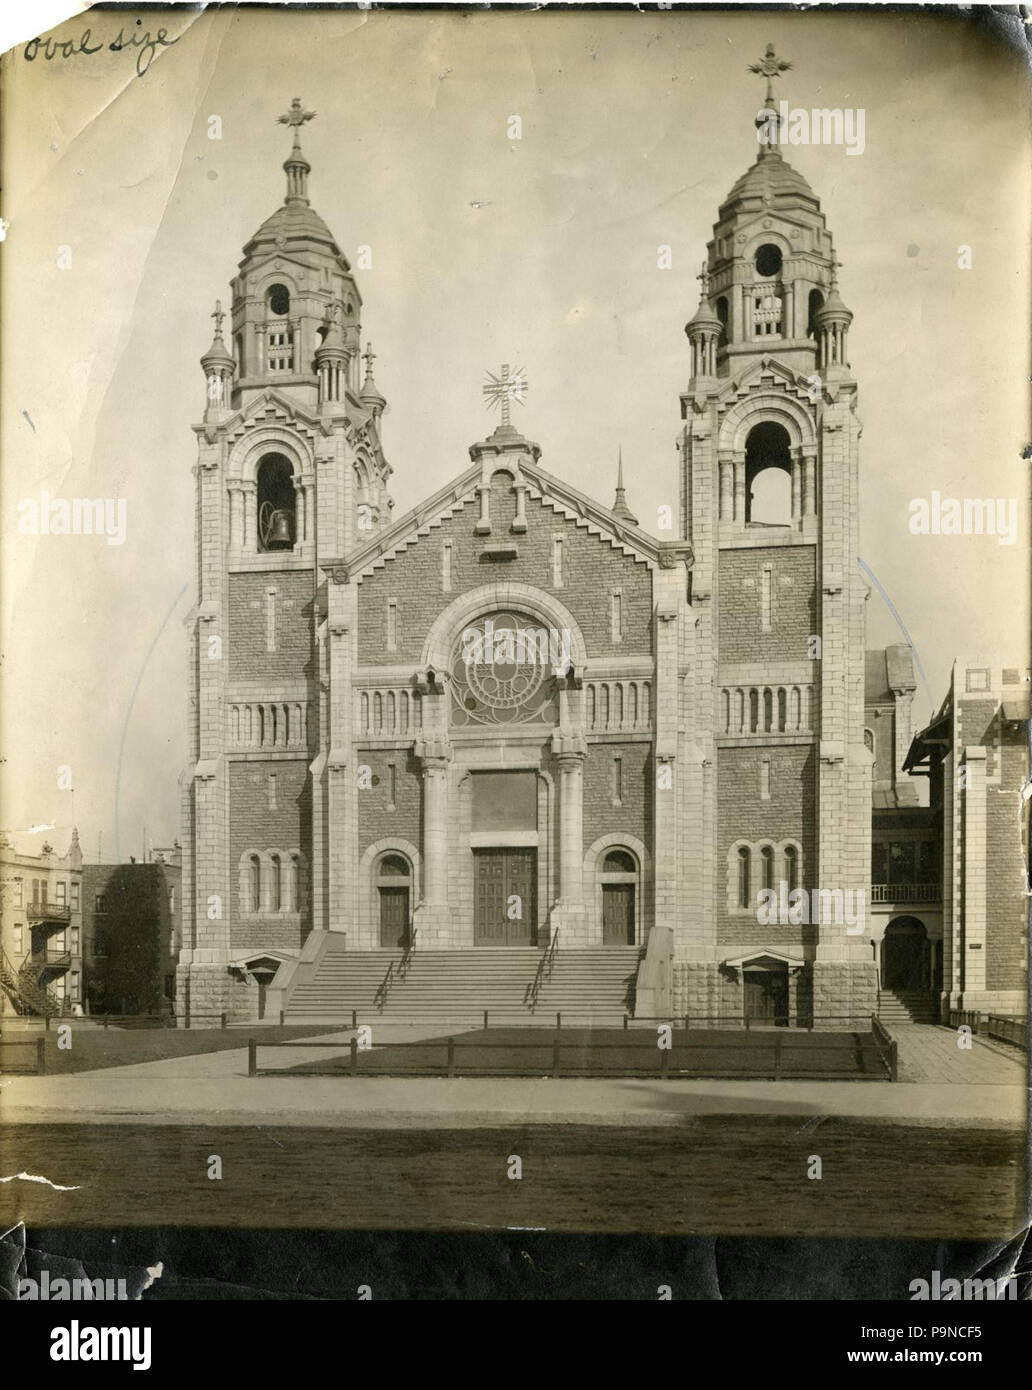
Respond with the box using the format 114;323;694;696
363;342;376;374
211;299;225;336
482;363;527;428
278;97;316;146
748;42;792;104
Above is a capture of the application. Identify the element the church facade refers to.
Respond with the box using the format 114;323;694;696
178;70;876;1029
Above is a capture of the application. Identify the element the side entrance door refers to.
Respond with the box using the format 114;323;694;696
602;884;635;945
474;849;536;946
379;887;410;948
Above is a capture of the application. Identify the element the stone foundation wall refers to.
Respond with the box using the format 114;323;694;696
811;960;878;1029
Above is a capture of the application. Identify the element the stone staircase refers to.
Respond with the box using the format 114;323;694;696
284;936;640;1024
877;988;939;1024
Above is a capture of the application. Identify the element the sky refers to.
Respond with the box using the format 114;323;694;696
1;3;1029;861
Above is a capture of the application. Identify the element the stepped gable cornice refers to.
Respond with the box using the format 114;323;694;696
329;460;692;583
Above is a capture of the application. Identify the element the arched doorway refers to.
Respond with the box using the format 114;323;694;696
377;854;412;948
882;917;928;990
600;849;637;945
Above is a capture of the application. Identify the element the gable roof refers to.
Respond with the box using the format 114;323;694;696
329;458;692;581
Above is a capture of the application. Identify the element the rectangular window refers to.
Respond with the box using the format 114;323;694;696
70;882;79;910
69;971;80;1000
552;536;564;587
442;542;452;592
268;773;277;812
55;882;66;905
965;668;990;693
760;757;771;800
12;879;22;906
95;894;105;912
70;928;79;954
761;566;773;633
32;878;40;903
611;592;622;643
40;881;47;905
387;599;398;651
13;925;23;955
265;586;277;654
387;760;397;811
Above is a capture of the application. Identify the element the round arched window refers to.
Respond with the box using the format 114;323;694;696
267;283;290;316
755;244;783;278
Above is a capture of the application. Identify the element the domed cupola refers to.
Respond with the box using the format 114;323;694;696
814;268;854;372
227;98;364;407
683;44;847;386
359;343;387;420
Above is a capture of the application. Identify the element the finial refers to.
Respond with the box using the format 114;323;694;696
830;259;843;288
363;342;376;375
482;363;527;430
278;97;316;149
612;446;639;527
211;300;226;338
697;260;710;297
749;42;791;106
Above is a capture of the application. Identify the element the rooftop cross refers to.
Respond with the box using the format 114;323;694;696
278;97;316;149
482;363;527;429
363;342;376;375
748;43;792;107
211;299;225;337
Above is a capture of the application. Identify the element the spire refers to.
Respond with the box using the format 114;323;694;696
611;447;639;526
201;299;233;367
749;42;792;156
278;97;315;205
360;341;387;415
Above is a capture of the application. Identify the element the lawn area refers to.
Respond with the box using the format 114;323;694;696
262;1025;890;1080
0;1023;335;1075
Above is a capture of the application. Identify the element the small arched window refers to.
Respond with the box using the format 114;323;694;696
267;283;291;316
807;289;824;339
755;243;783;278
737;846;751;909
715;296;729;344
760;845;775;893
249;854;261;913
269;854;282;912
784;844;799;893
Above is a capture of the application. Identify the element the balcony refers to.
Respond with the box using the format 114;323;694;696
29;946;72;968
25;902;72;925
871;883;942;905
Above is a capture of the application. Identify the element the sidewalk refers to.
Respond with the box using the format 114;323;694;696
0;1034;1024;1130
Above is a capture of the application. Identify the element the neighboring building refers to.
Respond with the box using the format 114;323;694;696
180;67;877;1027
0;830;84;1017
905;662;1030;1019
82;858;179;1017
865;646;943;1018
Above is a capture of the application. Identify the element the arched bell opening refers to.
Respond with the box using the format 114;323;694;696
256;453;296;551
745;421;792;526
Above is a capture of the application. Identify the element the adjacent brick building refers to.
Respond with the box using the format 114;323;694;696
82;854;181;1018
0;830;84;1018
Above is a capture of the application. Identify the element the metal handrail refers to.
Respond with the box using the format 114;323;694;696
372;961;395;1011
398;927;418;981
525;926;560;1009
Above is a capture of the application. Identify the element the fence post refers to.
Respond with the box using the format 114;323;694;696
773;1033;782;1081
185;996;190;1030
483;1010;489;1031
744;1014;750;1031
45;1011;50;1033
279;1009;285;1028
556;1011;562;1030
247;1038;257;1077
683;1013;690;1032
623;1013;628;1031
37;1037;46;1076
447;1037;455;1078
220;1012;227;1031
350;1036;358;1076
890;1039;898;1082
352;1009;357;1029
103;1015;109;1030
552;1038;561;1078
661;1048;670;1080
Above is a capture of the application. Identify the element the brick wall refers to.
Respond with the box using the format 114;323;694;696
229;759;311;950
356;749;423;855
583;741;651;849
718;546;816;664
716;743;817;947
228;570;314;681
985;737;1029;991
357;493;653;662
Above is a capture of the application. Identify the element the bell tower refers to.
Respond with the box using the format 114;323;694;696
676;45;874;1027
178;100;395;1024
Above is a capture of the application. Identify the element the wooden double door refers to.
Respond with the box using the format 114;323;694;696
474;849;537;946
744;969;789;1026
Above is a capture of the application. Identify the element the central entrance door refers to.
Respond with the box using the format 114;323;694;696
602;884;635;945
474;849;537;946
